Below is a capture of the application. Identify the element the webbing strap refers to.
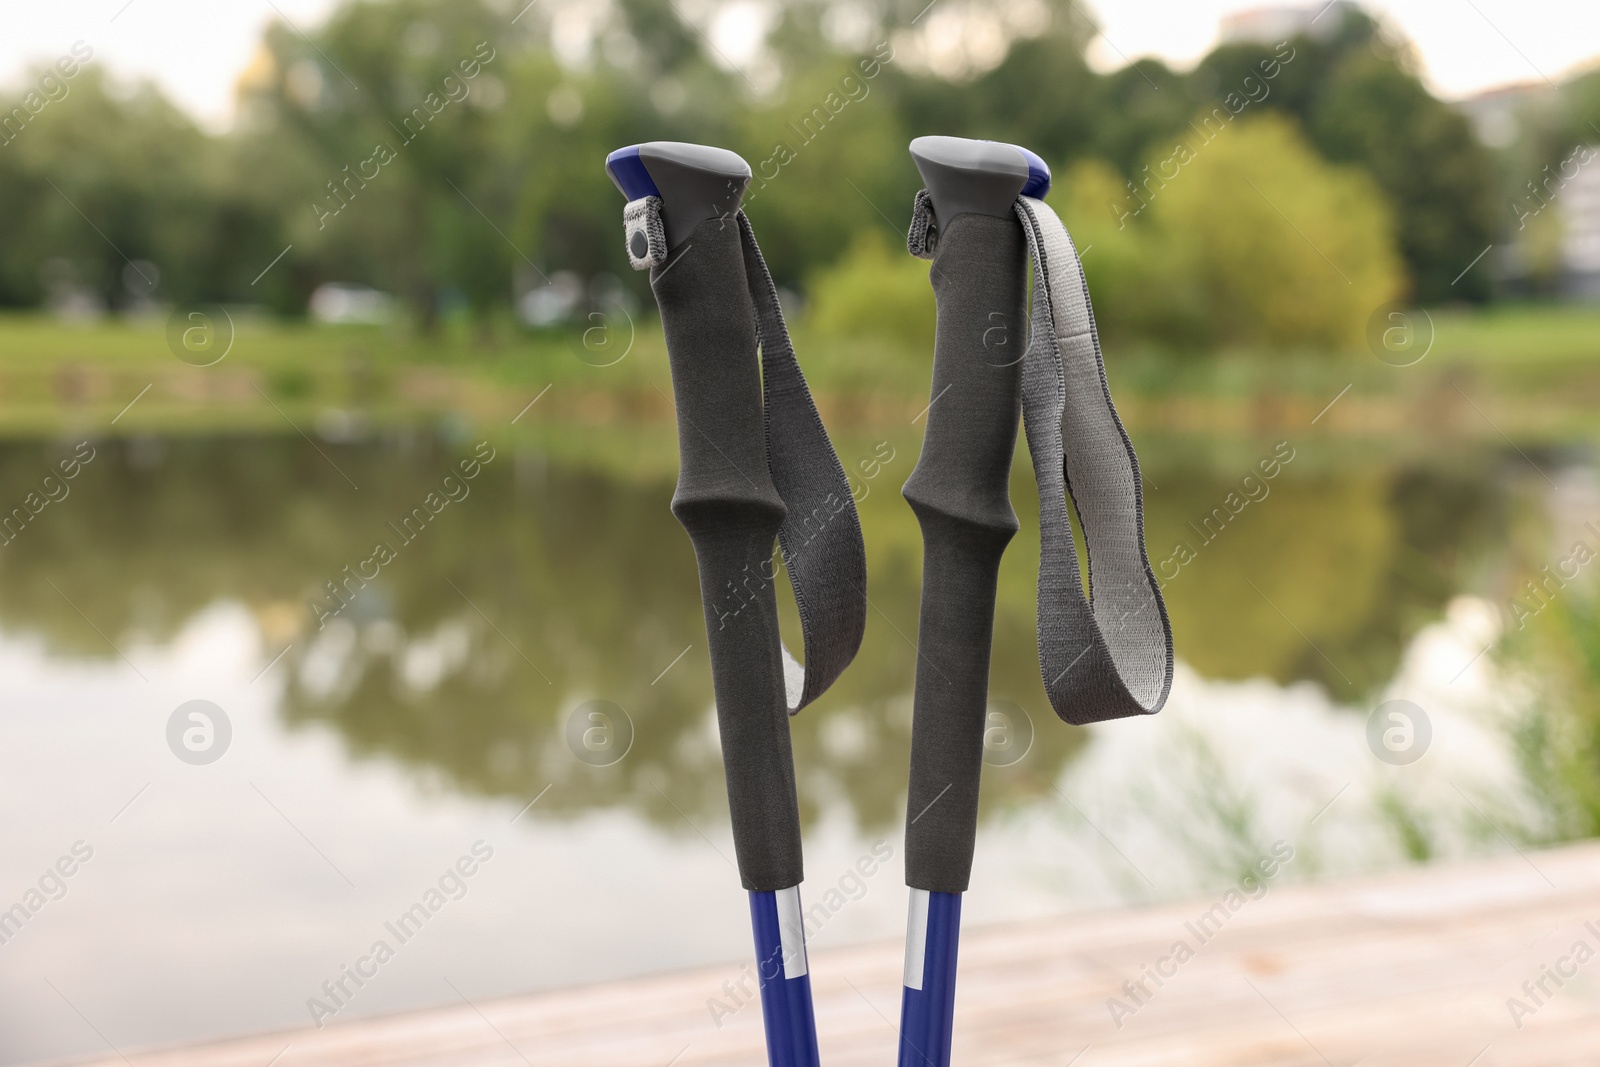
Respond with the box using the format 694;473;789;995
1013;195;1172;723
910;190;1173;723
735;211;868;712
623;197;866;713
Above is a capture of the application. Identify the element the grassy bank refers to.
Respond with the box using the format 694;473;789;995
2;304;1597;444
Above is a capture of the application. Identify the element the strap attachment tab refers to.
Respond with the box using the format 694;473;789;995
623;196;668;270
907;190;938;260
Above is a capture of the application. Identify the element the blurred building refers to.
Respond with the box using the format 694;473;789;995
1456;81;1554;150
1459;80;1600;301
1218;2;1356;45
309;283;397;324
1565;161;1600;299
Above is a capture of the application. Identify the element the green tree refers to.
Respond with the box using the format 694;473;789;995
1066;114;1403;350
249;0;523;332
1310;53;1498;303
805;228;932;351
0;0;1514;323
879;17;1100;168
1051;157;1207;347
1195;9;1498;303
0;68;250;311
733;54;910;288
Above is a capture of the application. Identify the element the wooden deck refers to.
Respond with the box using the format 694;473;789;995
64;841;1600;1066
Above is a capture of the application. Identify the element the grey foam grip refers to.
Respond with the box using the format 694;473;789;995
901;212;1027;893
654;217;803;892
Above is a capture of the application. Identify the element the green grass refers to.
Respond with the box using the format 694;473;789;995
0;311;664;383
0;302;1595;438
8;300;1598;376
1430;304;1600;367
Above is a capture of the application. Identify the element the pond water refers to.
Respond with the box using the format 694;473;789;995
0;427;1589;1063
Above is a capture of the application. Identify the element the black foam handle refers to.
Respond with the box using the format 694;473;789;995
901;211;1027;893
654;216;804;892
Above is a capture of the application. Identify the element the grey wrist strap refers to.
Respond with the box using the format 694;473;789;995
1012;195;1173;723
734;211;869;711
908;192;1172;724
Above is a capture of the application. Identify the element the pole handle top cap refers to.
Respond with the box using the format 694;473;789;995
606;142;753;250
908;136;1050;224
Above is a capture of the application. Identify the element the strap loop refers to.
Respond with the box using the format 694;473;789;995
736;212;868;713
1012;195;1172;723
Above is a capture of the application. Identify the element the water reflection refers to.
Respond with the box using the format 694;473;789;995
0;432;1515;832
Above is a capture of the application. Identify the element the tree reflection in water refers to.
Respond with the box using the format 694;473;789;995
0;431;1511;834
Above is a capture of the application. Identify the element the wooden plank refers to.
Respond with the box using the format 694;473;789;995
55;840;1600;1066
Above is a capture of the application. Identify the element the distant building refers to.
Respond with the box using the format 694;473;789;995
1458;80;1600;300
310;284;396;325
1564;159;1600;299
1218;2;1356;46
1456;81;1555;150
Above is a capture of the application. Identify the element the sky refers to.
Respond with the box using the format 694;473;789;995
1085;0;1595;97
0;0;1594;130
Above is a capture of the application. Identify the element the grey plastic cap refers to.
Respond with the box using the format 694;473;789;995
909;136;1031;224
639;142;752;249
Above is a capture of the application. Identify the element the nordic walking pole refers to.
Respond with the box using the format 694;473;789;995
605;142;868;1067
896;137;1174;1066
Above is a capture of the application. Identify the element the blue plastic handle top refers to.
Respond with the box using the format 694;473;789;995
1008;143;1052;199
604;144;660;201
604;141;753;250
606;140;1046;200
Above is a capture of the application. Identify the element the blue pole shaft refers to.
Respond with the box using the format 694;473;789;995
749;887;821;1067
898;889;962;1067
